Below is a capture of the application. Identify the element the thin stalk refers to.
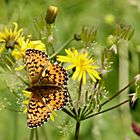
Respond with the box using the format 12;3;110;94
29;129;34;140
68;90;77;116
13;112;18;140
100;80;134;107
80;105;88;118
47;43;55;55
118;39;129;100
74;79;83;140
78;79;82;101
41;126;48;140
80;91;88;116
75;121;81;140
5;107;22;112
118;39;129;138
35;128;39;140
50;37;74;59
81;79;100;117
77;79;83;118
81;99;129;121
62;108;76;120
5;67;30;86
16;74;30;86
46;25;55;54
81;97;93;117
33;18;42;39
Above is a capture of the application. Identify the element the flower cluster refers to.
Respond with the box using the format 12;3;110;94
0;22;45;60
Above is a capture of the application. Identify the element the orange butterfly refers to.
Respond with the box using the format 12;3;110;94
25;49;69;128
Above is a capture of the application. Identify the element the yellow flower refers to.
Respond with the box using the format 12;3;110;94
57;48;101;84
0;22;46;60
11;38;46;60
0;22;23;53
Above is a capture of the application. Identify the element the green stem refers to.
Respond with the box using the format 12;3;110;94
35;128;39;140
78;79;82;101
81;99;129;121
62;108;76;120
81;79;100;117
100;80;134;107
74;79;83;140
29;129;34;140
68;90;77;116
45;25;54;54
77;79;83;118
41;126;48;140
118;39;129;99
80;105;88;118
75;121;81;140
33;18;42;39
50;37;74;59
5;107;22;112
13;112;18;140
118;39;129;138
16;74;30;86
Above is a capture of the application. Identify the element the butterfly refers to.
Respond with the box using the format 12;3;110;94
25;49;69;128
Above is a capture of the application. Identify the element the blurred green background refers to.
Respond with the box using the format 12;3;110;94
0;0;140;140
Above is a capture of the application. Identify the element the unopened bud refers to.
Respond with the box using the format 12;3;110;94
45;6;58;24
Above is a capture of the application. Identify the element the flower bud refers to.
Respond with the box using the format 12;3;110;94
45;6;58;24
131;122;140;136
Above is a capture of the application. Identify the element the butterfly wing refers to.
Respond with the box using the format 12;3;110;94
25;49;68;87
27;92;51;128
25;49;49;84
27;86;69;128
39;63;68;87
41;86;69;110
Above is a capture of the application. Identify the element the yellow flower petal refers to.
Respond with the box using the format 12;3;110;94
0;44;5;53
23;108;27;113
28;40;45;50
22;90;32;98
15;65;25;71
50;111;57;122
66;64;76;70
72;67;80;80
88;71;97;82
23;100;29;105
78;68;83;81
57;56;72;62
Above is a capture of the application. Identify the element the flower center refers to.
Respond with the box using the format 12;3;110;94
6;39;16;50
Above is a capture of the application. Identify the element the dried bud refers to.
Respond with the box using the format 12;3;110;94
74;33;81;41
45;6;58;24
131;122;140;136
114;24;134;40
81;26;97;44
101;48;113;70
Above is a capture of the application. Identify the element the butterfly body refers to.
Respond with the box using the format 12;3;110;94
25;49;69;128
